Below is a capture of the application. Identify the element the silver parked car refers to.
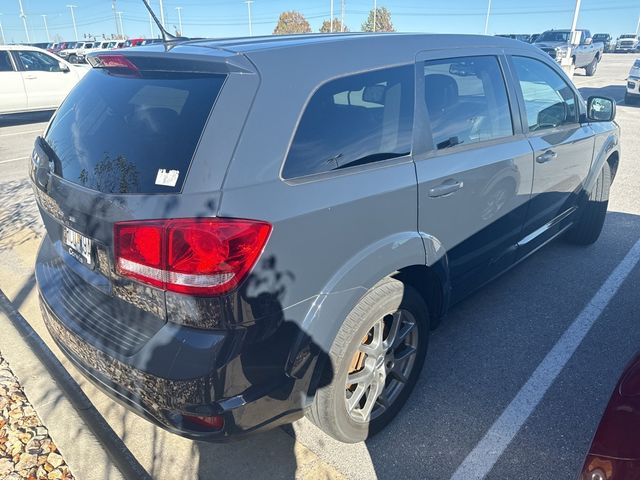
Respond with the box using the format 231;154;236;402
32;33;620;443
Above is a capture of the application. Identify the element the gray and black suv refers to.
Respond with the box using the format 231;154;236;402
31;33;620;443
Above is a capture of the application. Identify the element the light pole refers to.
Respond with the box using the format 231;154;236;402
568;0;582;59
373;0;377;32
0;14;5;45
41;14;50;42
484;0;491;35
67;5;78;41
245;0;253;36
17;0;30;43
116;11;124;38
330;0;334;33
175;7;183;36
159;0;166;28
636;14;640;35
111;0;119;37
340;0;345;32
145;0;154;38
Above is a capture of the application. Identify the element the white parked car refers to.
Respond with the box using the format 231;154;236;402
0;45;88;115
104;40;126;49
616;34;640;53
58;41;97;63
626;58;640;105
76;41;113;63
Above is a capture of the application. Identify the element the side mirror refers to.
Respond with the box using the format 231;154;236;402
59;62;70;73
584;37;593;46
587;96;616;122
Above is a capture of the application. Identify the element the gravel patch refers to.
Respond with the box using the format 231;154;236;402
0;352;74;480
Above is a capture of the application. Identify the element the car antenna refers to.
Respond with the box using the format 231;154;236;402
141;0;185;43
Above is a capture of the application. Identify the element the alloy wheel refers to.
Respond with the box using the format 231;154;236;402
345;309;419;423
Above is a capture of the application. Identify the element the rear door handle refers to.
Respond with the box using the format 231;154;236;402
24;75;37;80
428;179;464;198
536;150;557;164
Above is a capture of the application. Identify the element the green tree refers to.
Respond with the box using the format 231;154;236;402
273;11;312;35
319;18;349;33
361;6;395;32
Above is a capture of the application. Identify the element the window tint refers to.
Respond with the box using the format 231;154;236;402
0;52;13;72
283;65;414;179
44;69;225;194
424;56;513;150
512;56;578;132
16;51;61;72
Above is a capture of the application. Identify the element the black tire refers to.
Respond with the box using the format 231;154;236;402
307;277;429;443
565;163;611;245
68;54;78;64
585;56;598;76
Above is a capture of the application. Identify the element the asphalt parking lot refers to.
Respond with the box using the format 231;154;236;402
0;53;639;480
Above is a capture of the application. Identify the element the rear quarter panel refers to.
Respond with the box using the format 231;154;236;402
218;38;427;351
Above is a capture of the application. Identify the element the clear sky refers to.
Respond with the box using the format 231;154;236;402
0;0;639;44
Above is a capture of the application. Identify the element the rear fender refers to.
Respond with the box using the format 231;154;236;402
284;232;449;384
583;129;619;194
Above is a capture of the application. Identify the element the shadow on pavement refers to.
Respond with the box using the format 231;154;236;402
362;211;640;480
0;179;44;252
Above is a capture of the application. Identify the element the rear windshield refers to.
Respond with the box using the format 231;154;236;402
44;68;225;194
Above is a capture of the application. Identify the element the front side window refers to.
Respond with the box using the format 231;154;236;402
424;56;513;150
512;56;578;132
0;51;14;72
16;50;61;72
283;65;414;179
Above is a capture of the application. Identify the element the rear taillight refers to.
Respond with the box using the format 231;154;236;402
114;218;271;296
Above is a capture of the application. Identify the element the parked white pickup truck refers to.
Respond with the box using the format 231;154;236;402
616;34;640;53
0;45;88;115
534;29;604;76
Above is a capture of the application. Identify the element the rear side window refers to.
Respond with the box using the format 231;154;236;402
283;65;414;179
0;52;13;72
44;68;225;194
512;56;578;132
424;56;513;150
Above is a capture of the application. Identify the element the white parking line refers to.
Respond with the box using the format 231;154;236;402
0;129;42;138
451;237;640;480
0;157;28;165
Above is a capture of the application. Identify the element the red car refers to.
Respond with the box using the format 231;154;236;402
581;354;640;479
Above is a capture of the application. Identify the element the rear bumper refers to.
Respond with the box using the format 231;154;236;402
39;296;303;440
627;78;640;96
35;236;313;441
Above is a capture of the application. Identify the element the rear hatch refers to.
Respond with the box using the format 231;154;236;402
32;46;255;357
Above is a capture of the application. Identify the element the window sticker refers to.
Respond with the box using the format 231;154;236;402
155;169;180;187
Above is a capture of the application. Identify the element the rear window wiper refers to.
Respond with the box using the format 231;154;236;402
35;136;63;176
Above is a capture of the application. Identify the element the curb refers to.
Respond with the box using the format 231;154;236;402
0;289;150;480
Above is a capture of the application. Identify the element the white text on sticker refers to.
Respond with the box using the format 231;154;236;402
155;169;180;187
